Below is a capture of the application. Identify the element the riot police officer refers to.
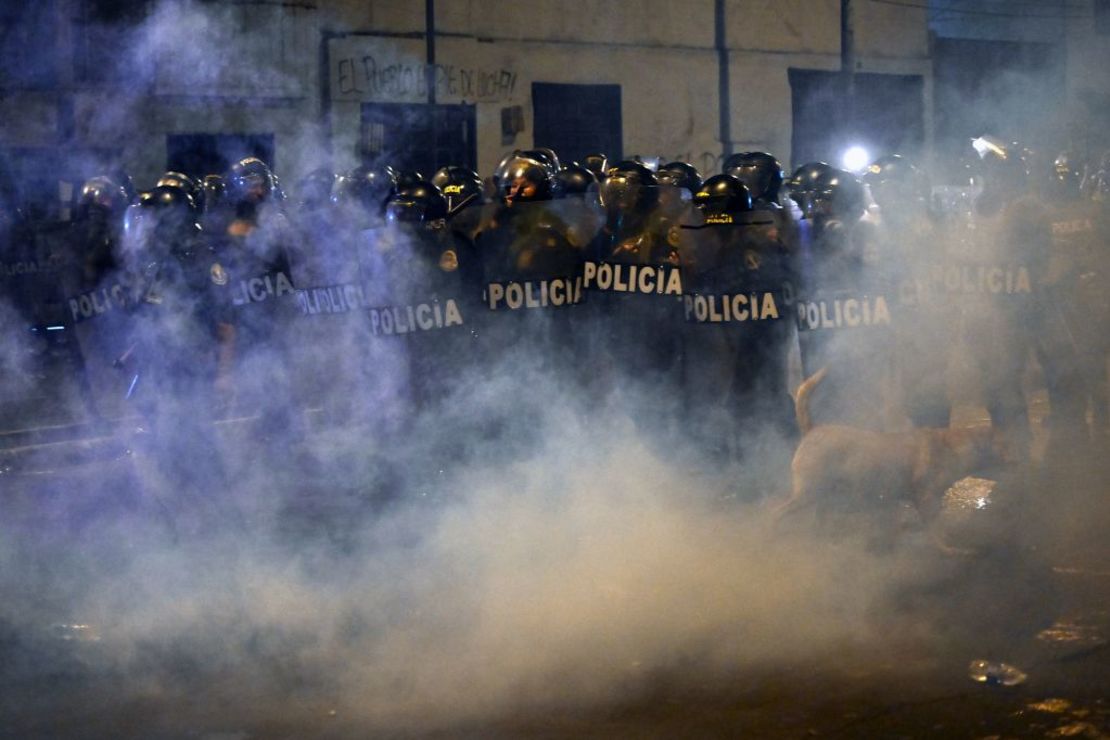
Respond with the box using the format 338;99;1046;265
864;154;954;429
793;167;893;431
591;161;675;264
961;136;1048;459
474;152;587;429
58;176;136;421
680;174;798;467
381;182;483;415
431;165;486;244
74;176;130;286
120;184;234;532
573;162;685;415
210;157;302;441
1039;151;1108;457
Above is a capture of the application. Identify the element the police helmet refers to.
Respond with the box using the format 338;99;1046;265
1049;151;1081;201
76;176;130;221
228;157;276;205
334;164;397;216
138;184;200;245
394;170;425;191
787;161;835;216
494;153;554;203
723;152;785;204
861;154;929;209
295;168;336;211
385;183;448;225
629;155;662;172
554;164;597;198
811;168;866;221
693;174;752;221
201;174;226;211
157;171;197;195
600;161;659;213
431;166;483;213
656;161;703;196
584;153;609;181
522;148;561;177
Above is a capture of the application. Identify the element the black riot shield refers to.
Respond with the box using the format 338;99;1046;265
364;220;483;416
206;221;303;434
678;209;799;462
474;200;589;401
579;201;685;418
287;212;366;425
944;198;1047;450
794;216;897;431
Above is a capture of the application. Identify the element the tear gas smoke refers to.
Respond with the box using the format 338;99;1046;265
0;2;1108;736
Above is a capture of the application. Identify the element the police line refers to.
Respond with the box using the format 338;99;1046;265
63;260;1037;333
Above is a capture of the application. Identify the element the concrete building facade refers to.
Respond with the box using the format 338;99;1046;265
0;0;966;213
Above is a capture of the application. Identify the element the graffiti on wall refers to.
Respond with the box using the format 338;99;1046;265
335;55;518;103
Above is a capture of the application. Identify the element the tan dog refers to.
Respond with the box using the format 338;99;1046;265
775;367;1002;530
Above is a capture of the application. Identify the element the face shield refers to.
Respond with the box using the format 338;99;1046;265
601;172;659;215
729;164;769;201
504;173;540;205
385;199;429;225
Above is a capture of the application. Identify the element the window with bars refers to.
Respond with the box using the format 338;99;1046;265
360;103;477;176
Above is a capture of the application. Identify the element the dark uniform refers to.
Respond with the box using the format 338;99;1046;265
583;161;683;409
378;183;484;416
959;137;1048;457
865;155;955;428
210;158;302;442
474;153;587;434
679;175;797;469
793;168;893;431
60;177;135;422
1040;153;1108;453
120;185;234;533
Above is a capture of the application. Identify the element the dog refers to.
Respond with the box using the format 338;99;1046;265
774;366;1004;536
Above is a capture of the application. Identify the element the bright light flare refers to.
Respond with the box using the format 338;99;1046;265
841;145;871;173
972;135;1007;159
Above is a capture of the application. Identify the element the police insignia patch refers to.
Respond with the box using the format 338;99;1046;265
667;226;681;247
439;249;459;272
210;263;228;286
744;250;761;270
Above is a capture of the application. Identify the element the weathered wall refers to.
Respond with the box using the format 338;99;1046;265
2;0;934;195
